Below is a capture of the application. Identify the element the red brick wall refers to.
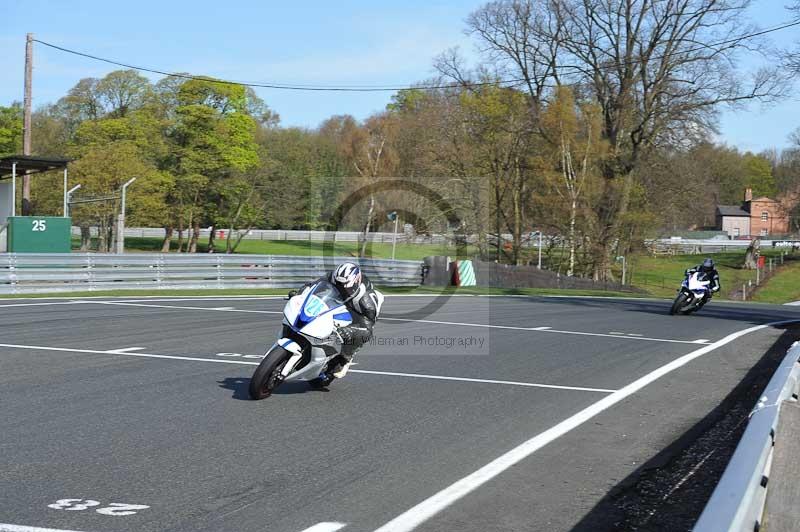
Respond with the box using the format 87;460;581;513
750;199;789;236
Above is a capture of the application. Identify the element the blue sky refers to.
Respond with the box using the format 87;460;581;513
1;0;798;153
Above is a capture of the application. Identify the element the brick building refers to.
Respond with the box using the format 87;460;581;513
716;188;789;238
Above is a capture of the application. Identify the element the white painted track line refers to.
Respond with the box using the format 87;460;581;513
84;301;708;345
93;301;282;314
349;370;616;393
299;523;347;532
0;524;86;532
0;301;88;308
382;317;707;345
0;342;609;392
372;322;778;532
0;343;259;366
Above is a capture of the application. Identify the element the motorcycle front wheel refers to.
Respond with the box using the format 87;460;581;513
249;347;291;400
669;292;688;315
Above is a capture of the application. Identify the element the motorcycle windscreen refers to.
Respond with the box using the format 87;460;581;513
687;273;710;291
293;281;346;330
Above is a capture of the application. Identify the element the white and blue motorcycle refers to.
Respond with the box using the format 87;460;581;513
669;271;711;315
249;280;383;399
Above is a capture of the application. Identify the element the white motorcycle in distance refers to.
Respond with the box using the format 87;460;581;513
249;279;383;399
669;271;712;315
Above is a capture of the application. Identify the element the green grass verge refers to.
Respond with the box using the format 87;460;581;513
619;251;791;300
751;261;800;304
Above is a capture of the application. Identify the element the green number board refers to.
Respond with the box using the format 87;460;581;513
8;216;72;253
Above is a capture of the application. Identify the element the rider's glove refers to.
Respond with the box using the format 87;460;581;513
286;290;298;300
337;326;354;345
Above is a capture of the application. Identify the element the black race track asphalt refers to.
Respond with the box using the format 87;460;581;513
1;294;798;532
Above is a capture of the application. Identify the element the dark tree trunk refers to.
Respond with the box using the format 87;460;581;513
161;226;173;253
176;219;184;253
80;224;91;252
188;220;200;253
207;225;216;253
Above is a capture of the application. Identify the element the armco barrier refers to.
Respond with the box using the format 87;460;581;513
0;254;422;294
694;342;800;532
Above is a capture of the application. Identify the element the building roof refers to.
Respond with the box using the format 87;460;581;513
0;155;71;179
717;205;750;217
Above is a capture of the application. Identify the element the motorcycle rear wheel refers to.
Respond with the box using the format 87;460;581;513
249;347;291;400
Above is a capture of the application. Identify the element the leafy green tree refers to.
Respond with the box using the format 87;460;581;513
743;153;777;198
169;77;259;251
0;103;23;157
96;70;152;118
69;142;170;252
32;104;71;156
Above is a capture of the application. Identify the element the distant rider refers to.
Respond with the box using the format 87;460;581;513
290;262;379;379
685;258;721;303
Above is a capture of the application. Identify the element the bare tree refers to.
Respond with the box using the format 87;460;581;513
782;1;800;75
463;0;785;277
339;114;398;258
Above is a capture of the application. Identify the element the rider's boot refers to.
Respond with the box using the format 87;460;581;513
332;348;356;378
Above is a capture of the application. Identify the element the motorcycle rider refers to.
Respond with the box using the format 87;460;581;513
290;262;379;379
685;257;721;304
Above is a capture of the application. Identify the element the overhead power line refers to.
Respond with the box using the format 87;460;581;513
32;18;800;93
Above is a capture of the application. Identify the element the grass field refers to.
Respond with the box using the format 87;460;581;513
620;253;756;299
751;261;800;304
617;250;799;301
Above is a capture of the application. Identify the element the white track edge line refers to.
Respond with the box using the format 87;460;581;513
299;522;347;532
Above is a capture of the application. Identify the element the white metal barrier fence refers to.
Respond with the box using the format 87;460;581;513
72;227;461;245
71;227;555;247
694;341;800;532
0;254;423;294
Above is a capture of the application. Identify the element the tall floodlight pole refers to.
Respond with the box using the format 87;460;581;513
116;177;136;254
65;184;81;218
62;168;69;217
11;162;16;217
23;33;33;216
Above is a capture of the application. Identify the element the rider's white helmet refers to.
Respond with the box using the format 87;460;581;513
331;262;362;298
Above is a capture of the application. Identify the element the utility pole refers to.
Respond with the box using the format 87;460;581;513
23;33;33;216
